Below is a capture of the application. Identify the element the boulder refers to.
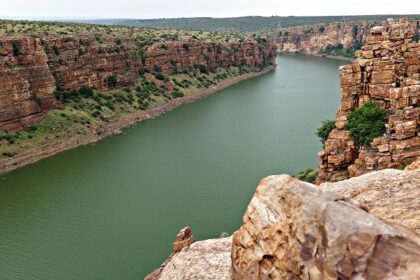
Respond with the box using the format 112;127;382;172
321;169;420;235
146;237;232;280
232;174;420;279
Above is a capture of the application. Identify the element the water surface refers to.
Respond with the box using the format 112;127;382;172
0;54;347;279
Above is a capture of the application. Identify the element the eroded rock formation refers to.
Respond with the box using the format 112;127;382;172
276;21;373;53
0;35;276;131
321;169;420;235
147;237;232;280
0;37;62;131
231;173;420;279
147;168;419;279
172;226;195;253
276;19;419;55
317;19;420;183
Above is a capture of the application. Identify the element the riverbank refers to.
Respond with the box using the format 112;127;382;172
277;50;354;62
0;65;276;176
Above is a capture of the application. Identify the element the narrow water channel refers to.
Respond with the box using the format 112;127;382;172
0;54;347;279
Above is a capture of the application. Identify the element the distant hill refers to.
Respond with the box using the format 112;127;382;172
82;15;420;33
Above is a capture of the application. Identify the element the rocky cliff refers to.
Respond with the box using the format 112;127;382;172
0;35;276;131
275;19;420;56
147;168;420;279
275;21;372;54
317;19;420;183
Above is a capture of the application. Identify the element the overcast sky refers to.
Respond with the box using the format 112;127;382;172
1;0;419;20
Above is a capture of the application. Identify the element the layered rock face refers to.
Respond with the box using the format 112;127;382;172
231;173;420;279
276;21;373;53
276;19;419;54
0;37;61;131
0;35;276;131
144;39;276;74
318;19;420;183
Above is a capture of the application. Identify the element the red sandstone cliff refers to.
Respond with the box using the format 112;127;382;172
317;19;420;183
0;35;276;131
276;20;420;55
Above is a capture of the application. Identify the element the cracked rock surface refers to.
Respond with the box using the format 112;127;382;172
232;174;420;279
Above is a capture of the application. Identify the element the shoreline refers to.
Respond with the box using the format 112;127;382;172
0;65;276;176
277;50;354;62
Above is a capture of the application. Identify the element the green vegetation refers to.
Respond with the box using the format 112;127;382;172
0;108;94;158
295;168;318;184
0;65;249;159
414;33;420;42
12;41;21;56
109;15;420;33
106;76;118;88
316;120;336;144
0;19;247;43
319;42;362;58
346;102;387;148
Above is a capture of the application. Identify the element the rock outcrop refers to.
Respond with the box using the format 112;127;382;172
0;37;62;131
276;21;373;54
147;169;419;279
172;226;195;253
0;35;276;131
231;173;420;279
321;169;420;235
317;19;420;183
275;19;419;55
147;237;232;280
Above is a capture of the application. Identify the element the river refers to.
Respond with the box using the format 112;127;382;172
0;54;347;279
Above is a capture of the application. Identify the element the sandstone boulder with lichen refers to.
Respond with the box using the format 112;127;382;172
231;174;420;279
321;169;420;235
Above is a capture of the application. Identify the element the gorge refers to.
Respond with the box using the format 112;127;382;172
0;53;346;279
0;16;419;280
146;19;420;279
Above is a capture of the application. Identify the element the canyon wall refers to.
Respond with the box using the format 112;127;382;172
275;20;420;54
317;19;420;183
0;35;276;131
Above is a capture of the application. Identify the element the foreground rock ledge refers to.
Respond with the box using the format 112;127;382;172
231;174;420;279
146;237;232;280
321;169;420;235
146;169;420;279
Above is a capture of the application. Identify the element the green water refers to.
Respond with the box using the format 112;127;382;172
0;54;347;279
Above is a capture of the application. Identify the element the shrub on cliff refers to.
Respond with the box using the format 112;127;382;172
106;76;118;88
172;91;184;98
12;41;21;56
316;120;336;144
79;86;93;98
295;168;318;184
154;72;165;81
346;102;387;148
193;64;208;74
182;43;190;50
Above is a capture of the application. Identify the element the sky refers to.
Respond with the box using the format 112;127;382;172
0;0;419;20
